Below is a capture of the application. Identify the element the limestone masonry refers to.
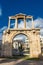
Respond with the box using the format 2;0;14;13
1;13;42;58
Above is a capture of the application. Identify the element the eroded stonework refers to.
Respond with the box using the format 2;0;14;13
1;13;41;58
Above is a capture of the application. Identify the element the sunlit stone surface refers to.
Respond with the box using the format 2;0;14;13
1;13;42;58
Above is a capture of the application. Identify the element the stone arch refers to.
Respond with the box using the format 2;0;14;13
12;32;30;56
12;33;29;41
1;13;41;58
10;31;31;41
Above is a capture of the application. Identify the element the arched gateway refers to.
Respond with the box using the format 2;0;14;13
12;34;30;56
2;13;41;58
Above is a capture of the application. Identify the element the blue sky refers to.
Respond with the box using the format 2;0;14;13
0;0;43;39
0;0;43;25
0;0;43;27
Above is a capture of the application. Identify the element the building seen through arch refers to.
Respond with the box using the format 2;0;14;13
12;34;30;56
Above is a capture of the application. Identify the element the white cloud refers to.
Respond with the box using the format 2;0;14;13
18;21;24;28
14;34;27;40
0;26;7;33
26;21;32;28
13;20;32;29
11;23;15;26
0;26;7;40
13;34;28;42
34;18;43;37
34;18;43;28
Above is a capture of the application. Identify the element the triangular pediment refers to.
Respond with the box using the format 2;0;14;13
15;13;26;16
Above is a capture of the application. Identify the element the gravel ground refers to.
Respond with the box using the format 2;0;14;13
0;58;43;65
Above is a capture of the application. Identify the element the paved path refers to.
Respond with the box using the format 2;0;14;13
0;58;43;65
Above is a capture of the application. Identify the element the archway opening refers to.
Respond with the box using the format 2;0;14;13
12;34;30;56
